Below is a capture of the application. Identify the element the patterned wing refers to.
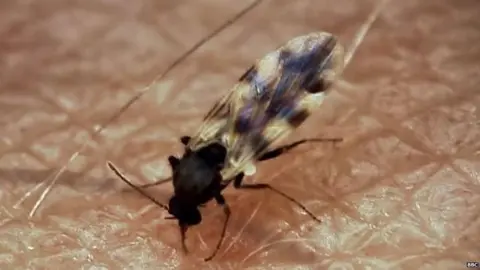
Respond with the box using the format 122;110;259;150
188;32;345;181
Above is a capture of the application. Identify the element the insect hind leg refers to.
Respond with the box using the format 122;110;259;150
258;137;342;161
233;173;321;223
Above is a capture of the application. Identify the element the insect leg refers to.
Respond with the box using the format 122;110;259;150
180;136;191;145
180;223;189;254
204;193;231;262
233;173;321;223
258;138;342;161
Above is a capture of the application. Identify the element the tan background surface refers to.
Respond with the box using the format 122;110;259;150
1;0;479;269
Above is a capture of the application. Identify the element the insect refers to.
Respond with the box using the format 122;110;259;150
108;31;345;261
16;0;388;262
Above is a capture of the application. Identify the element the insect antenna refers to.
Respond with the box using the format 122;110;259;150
107;161;169;211
137;178;173;189
16;0;265;218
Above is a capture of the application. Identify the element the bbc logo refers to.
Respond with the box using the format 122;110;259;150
466;262;480;268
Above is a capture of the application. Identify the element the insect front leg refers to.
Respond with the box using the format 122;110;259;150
179;223;189;254
257;138;342;161
203;193;231;262
233;173;321;223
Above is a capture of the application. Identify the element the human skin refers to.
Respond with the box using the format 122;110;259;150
0;0;479;269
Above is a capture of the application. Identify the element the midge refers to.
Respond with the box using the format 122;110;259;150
15;0;387;262
106;0;390;259
108;32;345;261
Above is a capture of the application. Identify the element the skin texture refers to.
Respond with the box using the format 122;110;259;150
0;0;479;269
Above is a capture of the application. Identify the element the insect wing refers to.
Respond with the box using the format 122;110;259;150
189;32;345;181
222;32;345;179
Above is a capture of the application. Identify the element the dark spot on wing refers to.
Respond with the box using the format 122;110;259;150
251;133;270;155
279;50;294;62
296;36;337;94
239;65;257;82
279;37;334;74
287;109;310;128
302;73;328;93
234;104;256;134
316;36;337;62
265;98;296;118
281;50;314;73
265;102;281;117
234;115;251;134
238;65;272;101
